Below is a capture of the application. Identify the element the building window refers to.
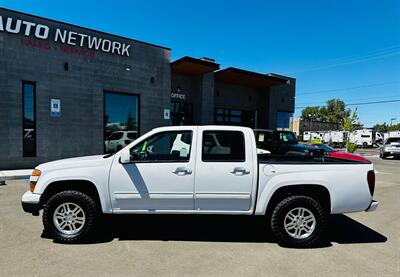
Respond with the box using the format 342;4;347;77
104;92;139;153
214;108;255;128
202;131;245;162
276;111;293;130
22;81;36;157
171;102;193;126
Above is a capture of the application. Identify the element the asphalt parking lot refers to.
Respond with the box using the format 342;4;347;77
0;156;399;276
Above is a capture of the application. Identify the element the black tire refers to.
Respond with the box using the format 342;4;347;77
363;142;368;148
381;153;387;159
271;195;327;248
43;190;98;243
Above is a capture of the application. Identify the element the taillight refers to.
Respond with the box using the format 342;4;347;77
367;170;375;196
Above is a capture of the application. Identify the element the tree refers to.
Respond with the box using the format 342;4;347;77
325;99;350;125
343;108;359;152
301;106;323;121
300;99;350;127
373;122;400;132
372;123;389;133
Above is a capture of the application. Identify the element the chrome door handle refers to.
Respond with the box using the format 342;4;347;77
172;167;192;176
230;167;250;175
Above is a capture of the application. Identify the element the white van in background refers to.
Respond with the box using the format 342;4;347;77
349;129;377;148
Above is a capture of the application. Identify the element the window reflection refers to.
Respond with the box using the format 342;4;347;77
171;102;193;126
215;108;255;128
276;112;293;130
23;82;36;157
104;92;139;153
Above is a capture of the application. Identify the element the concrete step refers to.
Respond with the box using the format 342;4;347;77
0;169;33;183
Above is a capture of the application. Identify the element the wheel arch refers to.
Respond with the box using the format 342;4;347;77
40;180;102;211
264;184;331;217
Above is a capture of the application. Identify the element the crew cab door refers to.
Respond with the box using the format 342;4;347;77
109;128;196;211
194;127;256;212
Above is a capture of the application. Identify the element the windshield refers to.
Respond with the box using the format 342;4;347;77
314;144;335;152
386;137;400;144
276;131;298;143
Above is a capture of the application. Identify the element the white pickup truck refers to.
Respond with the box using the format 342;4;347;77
22;126;378;247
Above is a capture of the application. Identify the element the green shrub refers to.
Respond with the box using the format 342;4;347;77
346;142;357;153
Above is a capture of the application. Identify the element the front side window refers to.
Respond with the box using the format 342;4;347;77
130;131;192;162
202;131;245;162
23;82;36;157
277;131;297;143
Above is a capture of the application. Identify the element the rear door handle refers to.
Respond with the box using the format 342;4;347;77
230;167;250;175
172;167;192;176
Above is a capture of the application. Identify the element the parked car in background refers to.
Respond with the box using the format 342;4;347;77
380;137;400;159
310;143;370;163
105;131;138;153
254;129;324;157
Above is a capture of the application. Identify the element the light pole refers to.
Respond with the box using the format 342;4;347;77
390;118;396;126
308;113;313;141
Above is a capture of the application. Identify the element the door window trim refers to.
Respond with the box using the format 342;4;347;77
201;130;246;163
127;130;194;164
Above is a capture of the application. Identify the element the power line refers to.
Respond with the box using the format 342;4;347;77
346;99;400;106
295;99;400;109
296;94;400;106
289;45;400;74
297;80;400;95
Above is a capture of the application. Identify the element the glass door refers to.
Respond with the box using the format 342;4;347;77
171;102;193;126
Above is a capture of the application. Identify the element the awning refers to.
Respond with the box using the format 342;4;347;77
171;56;220;75
215;67;288;88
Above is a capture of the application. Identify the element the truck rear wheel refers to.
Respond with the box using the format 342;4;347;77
271;195;327;248
43;190;98;243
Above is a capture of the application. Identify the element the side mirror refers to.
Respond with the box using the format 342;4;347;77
120;148;131;164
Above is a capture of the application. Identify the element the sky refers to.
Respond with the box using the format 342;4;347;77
1;0;399;127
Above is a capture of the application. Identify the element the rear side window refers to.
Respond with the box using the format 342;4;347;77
202;131;245;162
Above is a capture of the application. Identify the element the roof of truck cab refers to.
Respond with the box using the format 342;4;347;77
151;125;253;132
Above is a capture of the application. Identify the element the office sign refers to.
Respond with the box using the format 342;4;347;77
51;99;61;117
0;15;131;56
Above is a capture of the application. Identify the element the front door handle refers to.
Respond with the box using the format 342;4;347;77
230;167;250;175
172;167;192;176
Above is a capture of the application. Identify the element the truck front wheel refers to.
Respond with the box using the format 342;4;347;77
271;195;327;248
42;190;98;243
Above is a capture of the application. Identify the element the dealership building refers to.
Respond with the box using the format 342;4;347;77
0;8;296;169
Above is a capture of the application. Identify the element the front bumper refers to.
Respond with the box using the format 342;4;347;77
365;200;379;212
383;148;400;155
21;191;41;216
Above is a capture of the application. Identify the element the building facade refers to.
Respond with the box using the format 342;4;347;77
0;8;295;169
291;118;341;138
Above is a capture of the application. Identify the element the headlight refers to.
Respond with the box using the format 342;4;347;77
32;169;41;177
29;169;41;192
